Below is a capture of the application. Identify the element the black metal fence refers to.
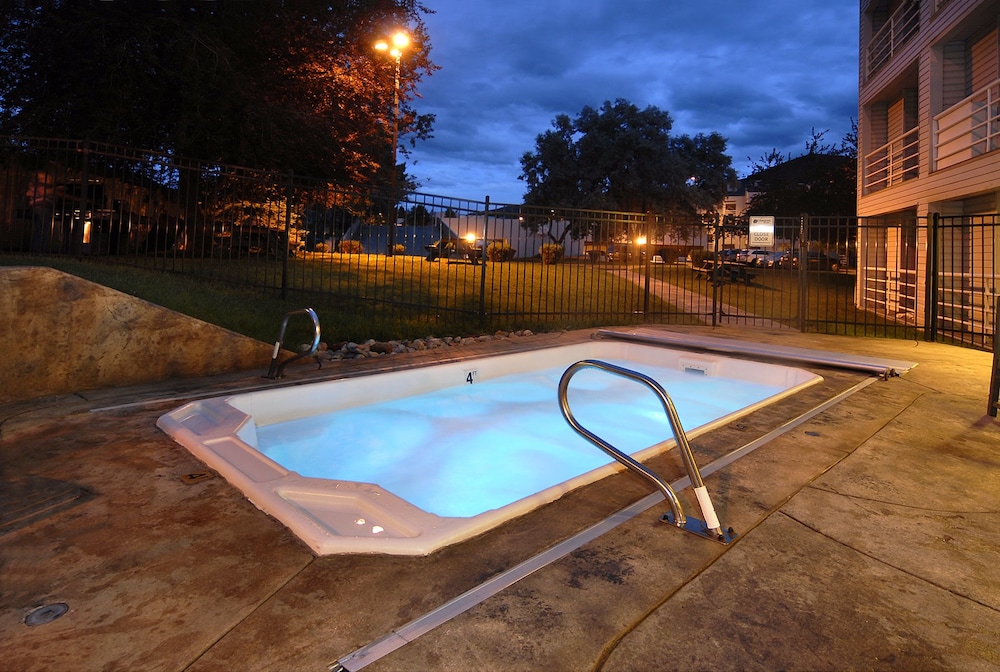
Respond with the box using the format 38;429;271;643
2;137;996;350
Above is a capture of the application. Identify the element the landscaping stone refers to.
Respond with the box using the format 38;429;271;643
308;329;539;361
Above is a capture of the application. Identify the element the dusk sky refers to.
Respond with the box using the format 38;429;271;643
406;0;859;204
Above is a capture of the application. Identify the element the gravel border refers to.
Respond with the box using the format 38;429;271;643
312;330;539;361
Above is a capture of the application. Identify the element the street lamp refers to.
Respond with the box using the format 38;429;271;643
374;31;409;255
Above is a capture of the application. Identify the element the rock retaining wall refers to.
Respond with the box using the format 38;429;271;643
0;266;276;403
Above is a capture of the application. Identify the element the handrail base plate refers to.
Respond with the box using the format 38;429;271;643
661;513;737;545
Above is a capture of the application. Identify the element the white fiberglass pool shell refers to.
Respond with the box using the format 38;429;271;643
157;340;822;555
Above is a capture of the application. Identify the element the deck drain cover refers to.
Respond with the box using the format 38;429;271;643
25;602;69;627
181;471;214;485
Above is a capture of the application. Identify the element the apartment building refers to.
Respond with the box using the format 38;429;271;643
858;0;999;329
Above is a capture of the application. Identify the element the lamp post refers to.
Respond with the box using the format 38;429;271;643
375;31;409;256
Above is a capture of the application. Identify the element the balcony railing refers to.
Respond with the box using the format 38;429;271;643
933;79;1000;171
866;0;920;78
864;128;919;192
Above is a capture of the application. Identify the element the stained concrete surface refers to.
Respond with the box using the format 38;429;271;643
1;318;999;671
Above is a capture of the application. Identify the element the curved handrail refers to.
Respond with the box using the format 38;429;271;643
558;359;730;541
264;307;321;379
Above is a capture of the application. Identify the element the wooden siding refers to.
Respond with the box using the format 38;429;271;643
859;0;1000;216
859;149;1000;214
861;0;987;101
965;192;999;212
971;27;999;91
870;101;890;148
888;98;906;138
942;41;968;105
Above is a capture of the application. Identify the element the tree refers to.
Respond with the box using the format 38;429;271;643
747;148;790;175
0;1;436;190
519;99;736;241
745;123;858;217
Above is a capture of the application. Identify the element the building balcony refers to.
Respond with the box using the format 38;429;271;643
933;78;1000;171
863;128;919;192
866;0;921;78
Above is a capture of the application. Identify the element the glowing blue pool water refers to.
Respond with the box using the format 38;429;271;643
256;359;785;518
158;338;823;555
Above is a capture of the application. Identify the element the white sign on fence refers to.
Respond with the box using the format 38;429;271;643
749;216;775;247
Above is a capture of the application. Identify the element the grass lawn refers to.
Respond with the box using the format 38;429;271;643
1;254;687;345
2;252;913;346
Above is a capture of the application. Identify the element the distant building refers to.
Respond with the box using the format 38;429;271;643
441;212;586;260
857;0;999;325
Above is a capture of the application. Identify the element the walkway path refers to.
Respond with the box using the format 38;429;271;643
609;266;785;328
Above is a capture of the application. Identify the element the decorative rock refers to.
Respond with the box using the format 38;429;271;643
306;330;547;363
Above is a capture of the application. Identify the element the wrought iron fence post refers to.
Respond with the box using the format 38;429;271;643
642;211;652;322
479;196;490;329
797;213;808;332
281;169;293;300
75;142;90;256
923;212;939;342
711;218;720;326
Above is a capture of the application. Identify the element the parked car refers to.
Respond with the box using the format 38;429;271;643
719;248;742;262
754;250;784;267
776;251;840;271
742;249;773;266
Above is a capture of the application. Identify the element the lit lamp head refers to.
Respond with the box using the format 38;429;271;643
375;31;410;59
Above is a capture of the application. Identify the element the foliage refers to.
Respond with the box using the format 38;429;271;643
403;204;437;226
519;99;737;241
746;148;790;175
745;125;858;216
0;2;437;191
688;248;713;266
539;243;564;265
486;241;515;262
338;239;364;254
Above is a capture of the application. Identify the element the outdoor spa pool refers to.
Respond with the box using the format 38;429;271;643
157;339;823;555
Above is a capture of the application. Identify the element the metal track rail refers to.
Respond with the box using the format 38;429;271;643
327;376;877;672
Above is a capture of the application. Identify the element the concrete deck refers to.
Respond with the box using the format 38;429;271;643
2;325;999;671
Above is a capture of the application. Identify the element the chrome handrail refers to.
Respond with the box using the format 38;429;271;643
264;307;321;379
558;359;735;544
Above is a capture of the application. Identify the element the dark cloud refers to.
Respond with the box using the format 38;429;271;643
409;0;859;203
